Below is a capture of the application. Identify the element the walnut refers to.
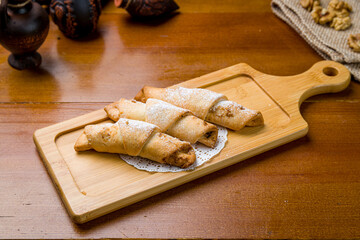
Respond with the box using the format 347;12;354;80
348;34;360;52
330;16;351;30
326;0;352;30
300;0;320;11
312;6;335;25
333;8;350;18
304;0;353;31
328;0;352;12
328;0;352;19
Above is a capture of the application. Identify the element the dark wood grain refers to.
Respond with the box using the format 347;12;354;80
0;0;359;239
0;102;359;238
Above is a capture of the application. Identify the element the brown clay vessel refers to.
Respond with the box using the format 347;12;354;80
49;0;102;39
114;0;179;18
0;0;49;70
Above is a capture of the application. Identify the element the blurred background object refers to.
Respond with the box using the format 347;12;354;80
114;0;179;18
49;0;102;39
0;0;49;70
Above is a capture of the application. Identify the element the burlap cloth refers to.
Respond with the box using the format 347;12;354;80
271;0;360;82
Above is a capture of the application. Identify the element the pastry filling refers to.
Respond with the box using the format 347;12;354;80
164;144;195;168
205;131;214;139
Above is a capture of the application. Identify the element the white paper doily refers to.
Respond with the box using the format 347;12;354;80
119;126;228;172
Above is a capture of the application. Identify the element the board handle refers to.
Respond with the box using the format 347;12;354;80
295;60;351;104
251;60;351;113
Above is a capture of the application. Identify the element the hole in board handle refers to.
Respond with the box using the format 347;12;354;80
323;67;338;77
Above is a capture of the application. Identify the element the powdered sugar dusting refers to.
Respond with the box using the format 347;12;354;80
117;118;158;132
178;87;224;103
165;87;225;105
163;87;226;119
145;99;189;131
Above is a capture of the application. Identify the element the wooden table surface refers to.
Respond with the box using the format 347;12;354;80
1;0;359;239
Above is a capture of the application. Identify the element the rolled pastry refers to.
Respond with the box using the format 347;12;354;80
104;98;218;148
134;86;264;130
74;118;196;168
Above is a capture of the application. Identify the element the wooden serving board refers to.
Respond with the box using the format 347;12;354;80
33;60;350;224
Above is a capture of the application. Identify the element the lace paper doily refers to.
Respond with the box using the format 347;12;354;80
119;126;228;172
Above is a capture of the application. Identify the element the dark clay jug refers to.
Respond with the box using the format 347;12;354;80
0;0;49;70
114;0;179;18
49;0;102;39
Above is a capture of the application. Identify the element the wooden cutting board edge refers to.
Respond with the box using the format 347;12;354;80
33;60;351;223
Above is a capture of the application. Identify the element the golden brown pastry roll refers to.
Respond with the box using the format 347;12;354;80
74;118;196;168
134;86;264;131
104;98;218;148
